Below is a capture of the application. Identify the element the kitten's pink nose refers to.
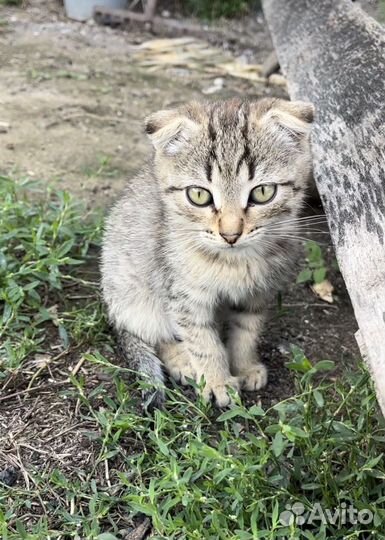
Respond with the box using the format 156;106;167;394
219;231;241;245
218;215;243;245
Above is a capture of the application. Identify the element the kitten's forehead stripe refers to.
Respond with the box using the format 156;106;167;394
207;109;220;181
157;98;310;220
240;102;257;181
208;110;217;142
205;160;213;183
206;99;259;185
248;160;256;181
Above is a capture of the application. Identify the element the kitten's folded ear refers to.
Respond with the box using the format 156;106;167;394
144;109;201;155
256;99;315;139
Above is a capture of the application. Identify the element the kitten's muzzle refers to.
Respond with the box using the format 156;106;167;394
219;231;241;245
218;215;244;245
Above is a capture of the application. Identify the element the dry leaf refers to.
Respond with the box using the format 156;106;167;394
138;37;198;51
124;517;151;540
32;354;52;368
133;38;268;85
311;280;334;303
268;73;287;88
133;48;224;72
219;62;265;82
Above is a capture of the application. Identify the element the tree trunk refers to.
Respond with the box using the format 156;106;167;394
262;0;385;415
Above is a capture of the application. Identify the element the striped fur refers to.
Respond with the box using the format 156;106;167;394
101;98;314;408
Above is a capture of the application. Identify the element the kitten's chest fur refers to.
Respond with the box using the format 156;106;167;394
166;243;277;306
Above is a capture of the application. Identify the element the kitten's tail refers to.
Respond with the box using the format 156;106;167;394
117;330;165;411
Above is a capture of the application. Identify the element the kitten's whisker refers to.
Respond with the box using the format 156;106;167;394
280;219;328;225
267;232;327;239
266;223;328;230
265;222;328;232
290;213;326;219
254;240;282;251
265;224;328;230
275;218;327;227
265;234;330;246
266;227;330;234
278;214;327;223
296;226;329;231
302;199;325;211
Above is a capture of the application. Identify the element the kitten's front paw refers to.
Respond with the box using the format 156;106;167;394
238;363;268;391
167;361;196;386
159;343;196;385
201;375;240;408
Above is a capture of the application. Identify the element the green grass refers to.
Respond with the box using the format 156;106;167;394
1;178;385;539
183;0;260;20
0;0;23;6
0;176;106;378
296;240;328;285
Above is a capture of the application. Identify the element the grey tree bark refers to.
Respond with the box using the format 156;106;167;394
262;0;385;415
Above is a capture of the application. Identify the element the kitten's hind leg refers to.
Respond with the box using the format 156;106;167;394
158;341;196;385
117;330;165;411
227;311;268;391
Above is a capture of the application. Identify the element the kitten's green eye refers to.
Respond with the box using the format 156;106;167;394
249;184;277;205
186;187;213;207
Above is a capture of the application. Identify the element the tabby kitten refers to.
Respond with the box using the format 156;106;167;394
101;98;314;408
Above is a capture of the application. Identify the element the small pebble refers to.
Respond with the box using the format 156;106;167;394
0;121;10;133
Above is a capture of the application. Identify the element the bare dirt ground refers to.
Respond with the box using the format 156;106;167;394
0;0;280;204
0;0;361;514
